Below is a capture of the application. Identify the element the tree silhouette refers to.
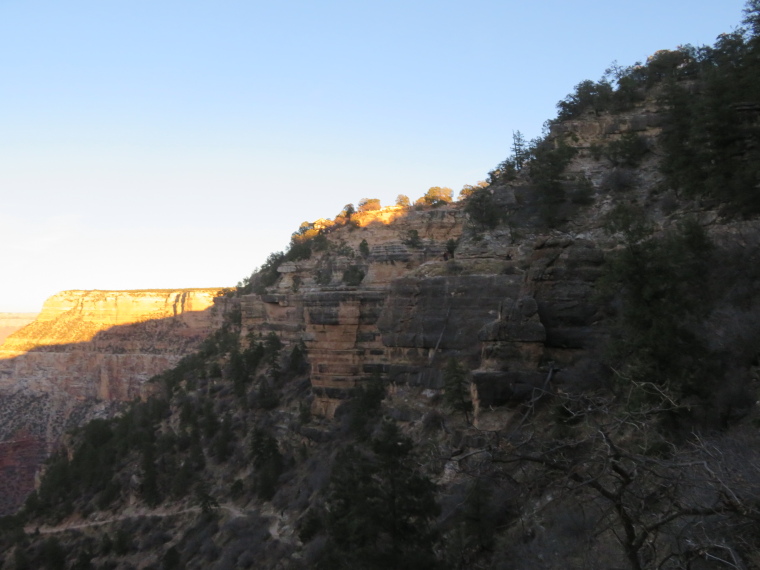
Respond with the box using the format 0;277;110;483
323;420;440;569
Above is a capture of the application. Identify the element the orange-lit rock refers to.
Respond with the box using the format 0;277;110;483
1;289;219;353
0;289;221;399
351;205;408;227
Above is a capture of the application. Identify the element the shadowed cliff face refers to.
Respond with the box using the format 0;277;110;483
237;205;609;419
0;289;223;514
0;427;45;516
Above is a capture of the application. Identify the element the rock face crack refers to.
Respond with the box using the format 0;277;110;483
429;285;452;365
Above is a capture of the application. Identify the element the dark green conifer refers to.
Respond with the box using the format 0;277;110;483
443;358;472;423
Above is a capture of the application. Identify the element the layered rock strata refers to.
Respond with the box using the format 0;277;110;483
0;289;221;399
240;208;469;416
239;204;607;420
0;288;222;514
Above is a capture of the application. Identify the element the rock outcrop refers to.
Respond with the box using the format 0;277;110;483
237;202;609;421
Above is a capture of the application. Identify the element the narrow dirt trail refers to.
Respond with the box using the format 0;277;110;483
25;503;248;535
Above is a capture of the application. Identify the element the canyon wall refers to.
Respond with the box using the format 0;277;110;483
0;289;222;399
238;203;606;420
0;289;222;514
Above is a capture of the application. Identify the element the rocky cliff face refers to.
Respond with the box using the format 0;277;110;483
0;289;221;398
0;289;221;514
240;207;470;416
237;197;609;422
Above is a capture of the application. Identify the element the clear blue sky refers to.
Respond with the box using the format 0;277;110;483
0;0;748;311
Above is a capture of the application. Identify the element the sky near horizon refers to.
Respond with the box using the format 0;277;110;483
0;0;748;312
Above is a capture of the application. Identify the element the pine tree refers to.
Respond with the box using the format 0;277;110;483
229;349;247;398
511;130;529;170
264;332;283;380
213;414;234;462
250;429;283;500
349;376;385;440
443;358;472;423
194;481;218;515
323;420;440;569
359;238;370;258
